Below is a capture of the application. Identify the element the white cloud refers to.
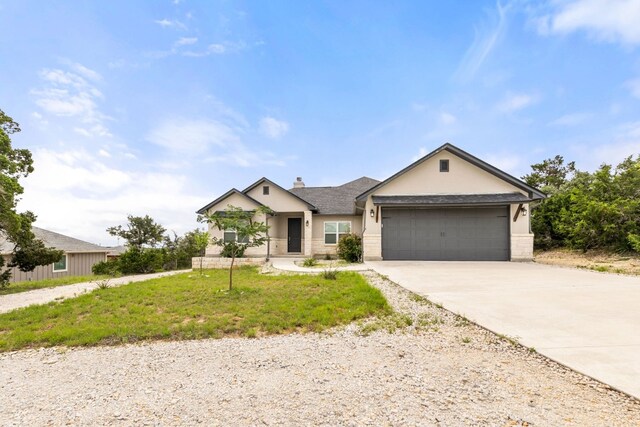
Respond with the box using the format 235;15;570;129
174;37;198;47
259;116;290;139
182;41;249;57
19;149;207;245
496;92;539;113
154;19;187;30
549;112;593;126
412;147;430;162
455;1;511;82
98;149;111;158
439;112;457;125
625;78;640;99
31;64;111;138
536;0;640;45
483;153;522;175
147;119;238;154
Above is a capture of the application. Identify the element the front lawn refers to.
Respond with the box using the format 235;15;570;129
0;275;110;296
0;268;390;351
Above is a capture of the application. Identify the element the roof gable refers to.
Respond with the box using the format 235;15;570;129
356;143;545;201
196;188;264;215
243;177;317;211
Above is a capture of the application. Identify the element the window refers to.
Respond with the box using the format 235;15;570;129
53;254;67;272
440;159;449;172
263;185;270;195
223;230;249;243
324;221;351;244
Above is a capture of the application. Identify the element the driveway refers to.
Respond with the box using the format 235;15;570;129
367;261;640;399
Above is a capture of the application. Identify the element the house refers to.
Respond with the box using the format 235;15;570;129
196;143;545;261
0;227;109;282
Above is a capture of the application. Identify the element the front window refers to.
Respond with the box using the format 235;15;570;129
324;221;351;244
53;254;67;272
223;230;249;243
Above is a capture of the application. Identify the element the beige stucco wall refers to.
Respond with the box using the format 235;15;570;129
245;182;310;212
309;215;363;257
361;149;534;261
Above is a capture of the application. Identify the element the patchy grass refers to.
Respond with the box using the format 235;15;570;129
0;275;110;296
0;268;390;352
358;312;413;336
294;259;357;269
535;248;640;276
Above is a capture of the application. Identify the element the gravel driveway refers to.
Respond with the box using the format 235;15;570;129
1;272;638;426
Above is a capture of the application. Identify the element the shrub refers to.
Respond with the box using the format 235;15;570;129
302;257;318;267
321;268;338;280
118;247;164;275
92;259;120;276
220;242;246;258
337;233;362;263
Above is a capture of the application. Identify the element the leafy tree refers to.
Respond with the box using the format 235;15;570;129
522;155;576;192
162;231;181;270
200;205;270;290
118;246;164;274
107;215;166;249
191;230;210;275
0;109;63;287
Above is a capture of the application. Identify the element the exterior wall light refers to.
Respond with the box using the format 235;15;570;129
521;207;528;216
370;209;375;218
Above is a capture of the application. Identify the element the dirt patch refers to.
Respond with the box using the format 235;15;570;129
535;248;640;276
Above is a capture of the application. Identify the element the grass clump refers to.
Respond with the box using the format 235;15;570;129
0;268;390;352
302;257;318;267
321;268;338;280
358;313;413;336
0;275;110;296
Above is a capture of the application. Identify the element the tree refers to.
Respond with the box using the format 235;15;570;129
522;155;576;192
200;205;270;290
107;215;166;249
0;109;63;287
191;230;210;275
162;231;181;270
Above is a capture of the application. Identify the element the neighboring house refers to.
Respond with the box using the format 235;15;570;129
0;227;109;282
106;245;127;261
197;143;545;261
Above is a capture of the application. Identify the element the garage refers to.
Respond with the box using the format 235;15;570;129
381;207;509;261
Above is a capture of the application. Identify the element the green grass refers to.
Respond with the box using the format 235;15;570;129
0;268;390;352
0;275;110;296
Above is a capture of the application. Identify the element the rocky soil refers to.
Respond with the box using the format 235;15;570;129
535;248;640;276
1;271;639;426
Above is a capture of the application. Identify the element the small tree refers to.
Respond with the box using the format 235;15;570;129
107;215;166;249
192;230;210;275
200;205;270;290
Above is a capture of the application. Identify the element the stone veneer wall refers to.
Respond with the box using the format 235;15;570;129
192;257;266;269
510;234;534;261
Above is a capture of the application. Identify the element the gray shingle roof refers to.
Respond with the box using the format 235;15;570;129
0;227;108;255
289;177;380;215
371;193;532;206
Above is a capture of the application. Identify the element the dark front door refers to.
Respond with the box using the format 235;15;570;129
288;218;302;253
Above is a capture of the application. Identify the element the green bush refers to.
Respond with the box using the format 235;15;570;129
92;259;120;276
118;247;164;274
302;257;318;267
321;269;338;280
337;233;362;263
220;241;245;258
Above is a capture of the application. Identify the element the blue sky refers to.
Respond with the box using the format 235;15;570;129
1;0;640;245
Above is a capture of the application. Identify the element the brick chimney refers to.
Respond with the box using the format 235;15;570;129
293;177;305;188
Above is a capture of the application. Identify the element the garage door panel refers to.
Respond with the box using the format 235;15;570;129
382;207;509;261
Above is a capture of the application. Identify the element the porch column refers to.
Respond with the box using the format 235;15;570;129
303;210;313;256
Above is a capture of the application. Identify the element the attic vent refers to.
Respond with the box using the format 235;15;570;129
263;185;270;195
440;159;449;172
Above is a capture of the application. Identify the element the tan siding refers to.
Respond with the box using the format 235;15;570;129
3;252;107;283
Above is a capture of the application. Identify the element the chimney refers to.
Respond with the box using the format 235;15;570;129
293;177;305;188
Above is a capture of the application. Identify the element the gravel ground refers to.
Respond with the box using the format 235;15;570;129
1;271;639;426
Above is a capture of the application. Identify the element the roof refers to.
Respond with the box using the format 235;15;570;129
242;177;317;211
106;245;127;256
371;193;532;207
356;143;546;202
0;226;109;255
196;188;264;215
290;177;380;215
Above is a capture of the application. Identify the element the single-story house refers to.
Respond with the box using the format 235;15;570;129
196;143;545;261
0;227;109;282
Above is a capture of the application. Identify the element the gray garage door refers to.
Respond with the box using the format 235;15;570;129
382;207;509;261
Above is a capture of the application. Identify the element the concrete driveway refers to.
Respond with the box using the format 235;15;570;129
367;261;640;399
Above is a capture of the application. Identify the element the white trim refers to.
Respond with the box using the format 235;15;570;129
53;254;68;273
323;221;352;245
